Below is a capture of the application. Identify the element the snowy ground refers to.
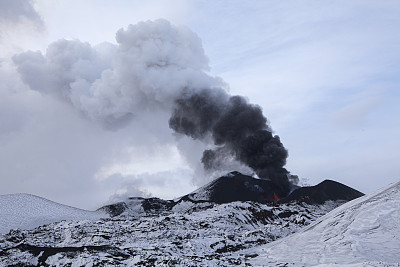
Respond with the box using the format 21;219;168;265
0;181;398;266
248;180;400;266
0;199;342;266
0;194;107;234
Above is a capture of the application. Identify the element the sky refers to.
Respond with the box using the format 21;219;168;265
0;0;399;210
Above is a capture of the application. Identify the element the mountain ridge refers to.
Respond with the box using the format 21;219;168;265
1;174;397;266
99;171;364;217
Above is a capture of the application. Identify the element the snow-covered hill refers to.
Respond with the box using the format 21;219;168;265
249;180;400;266
0;194;107;234
0;197;344;265
2;174;394;266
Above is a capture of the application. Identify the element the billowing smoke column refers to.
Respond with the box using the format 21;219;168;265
169;89;291;194
13;19;292;195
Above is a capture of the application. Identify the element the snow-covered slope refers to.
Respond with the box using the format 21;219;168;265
0;194;107;234
0;199;343;266
249;180;400;266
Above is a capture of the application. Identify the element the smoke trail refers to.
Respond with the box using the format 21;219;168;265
13;19;292;194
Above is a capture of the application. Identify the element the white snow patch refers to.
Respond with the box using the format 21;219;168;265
249;180;400;266
0;193;108;234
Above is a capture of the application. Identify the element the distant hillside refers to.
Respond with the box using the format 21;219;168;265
0;193;107;234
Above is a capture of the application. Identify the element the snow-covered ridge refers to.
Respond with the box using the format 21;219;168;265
0;193;107;234
249;180;400;266
0;199;344;266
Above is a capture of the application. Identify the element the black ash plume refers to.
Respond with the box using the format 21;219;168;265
169;88;291;194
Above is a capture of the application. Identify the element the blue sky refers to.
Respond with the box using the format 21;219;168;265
0;0;399;209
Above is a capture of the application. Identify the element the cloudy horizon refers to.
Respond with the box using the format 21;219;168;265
1;0;399;210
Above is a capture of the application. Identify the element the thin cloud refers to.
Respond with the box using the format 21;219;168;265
0;0;43;24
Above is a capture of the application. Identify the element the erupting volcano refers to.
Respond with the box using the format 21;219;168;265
169;89;292;196
12;19;365;207
2;6;397;265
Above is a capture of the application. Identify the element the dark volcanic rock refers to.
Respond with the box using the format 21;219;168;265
180;172;364;205
97;197;176;217
180;171;288;204
280;179;364;204
141;197;175;212
98;202;128;217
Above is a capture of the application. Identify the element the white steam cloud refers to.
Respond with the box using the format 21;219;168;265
14;19;224;125
13;19;246;188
